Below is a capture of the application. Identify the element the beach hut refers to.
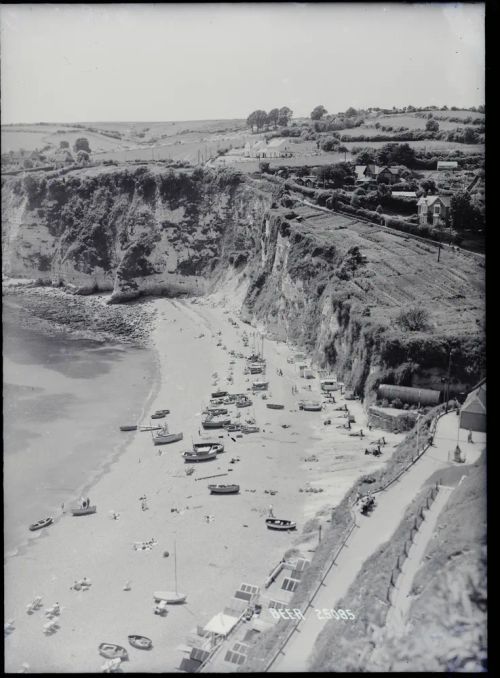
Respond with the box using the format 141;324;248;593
203;612;240;640
459;383;486;432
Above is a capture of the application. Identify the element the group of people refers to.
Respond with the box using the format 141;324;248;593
70;578;91;591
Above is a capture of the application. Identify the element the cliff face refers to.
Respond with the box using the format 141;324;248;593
2;165;485;396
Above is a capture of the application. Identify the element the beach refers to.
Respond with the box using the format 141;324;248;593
4;292;403;673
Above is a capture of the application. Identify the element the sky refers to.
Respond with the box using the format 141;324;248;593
0;3;485;124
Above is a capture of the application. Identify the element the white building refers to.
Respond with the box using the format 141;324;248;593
244;139;293;159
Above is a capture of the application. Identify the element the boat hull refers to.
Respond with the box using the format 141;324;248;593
193;443;224;454
128;635;152;650
183;451;217;462
202;419;231;429
71;506;96;516
98;644;129;660
120;425;137;432
266;404;285;410
29;518;53;531
153;591;186;604
153;433;183;445
208;484;240;494
266;519;297;531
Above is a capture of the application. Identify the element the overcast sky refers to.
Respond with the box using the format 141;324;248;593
0;3;485;124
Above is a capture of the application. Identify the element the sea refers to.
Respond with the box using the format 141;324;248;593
2;297;158;557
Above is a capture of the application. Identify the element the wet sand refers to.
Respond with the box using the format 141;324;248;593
4;294;403;673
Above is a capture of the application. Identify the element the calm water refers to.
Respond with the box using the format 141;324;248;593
3;299;158;555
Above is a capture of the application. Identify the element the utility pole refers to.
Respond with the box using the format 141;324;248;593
444;349;453;413
437;241;442;262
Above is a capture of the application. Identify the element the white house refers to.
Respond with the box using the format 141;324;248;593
244;139;292;159
437;161;458;171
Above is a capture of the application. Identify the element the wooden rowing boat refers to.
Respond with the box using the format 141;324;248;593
265;518;297;531
98;643;129;660
208;484;240;494
29;517;53;532
71;505;96;516
266;403;285;410
193;442;224;454
183;449;217;462
128;635;153;650
119;425;137;432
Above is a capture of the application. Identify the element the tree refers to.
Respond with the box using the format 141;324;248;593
463;127;479;144
59;140;70;149
338;145;349;161
278;106;293;126
259;160;270;173
420;179;437;194
267;108;280;129
246;110;268;132
345;106;358;117
450;190;481;231
74;137;91;153
77;150;90;164
321;137;339;152
356;149;375;165
395;306;431;332
376;142;416;167
310;105;328;121
425;119;439;132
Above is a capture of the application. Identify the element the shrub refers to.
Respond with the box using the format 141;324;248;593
392;397;404;409
395;306;432;332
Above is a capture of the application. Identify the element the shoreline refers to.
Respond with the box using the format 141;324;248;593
4;291;404;673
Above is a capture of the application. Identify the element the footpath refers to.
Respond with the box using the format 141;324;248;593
269;413;484;672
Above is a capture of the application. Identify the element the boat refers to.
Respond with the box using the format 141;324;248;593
205;406;228;415
265;518;297;531
241;425;260;434
151;412;167;420
29;517;53;532
128;635;153;650
152;423;183;446
71;505;97;516
252;380;269;391
211;390;228;399
154;409;170;415
153;541;186;604
140;425;162;432
208;484;240;494
225;423;241;432
98;643;129;660
236;398;252;408
266;403;285;410
183;449;218;462
299;401;323;412
202;414;231;429
193;442;224;454
119;425;137;432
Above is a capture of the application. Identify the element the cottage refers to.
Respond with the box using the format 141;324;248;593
459;382;486;432
243;139;292;159
417;195;451;227
355;165;400;185
437;161;458;171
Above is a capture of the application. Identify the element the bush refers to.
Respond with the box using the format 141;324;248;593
395;306;432;332
392;397;404;409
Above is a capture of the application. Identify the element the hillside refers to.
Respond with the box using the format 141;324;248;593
1;163;485;399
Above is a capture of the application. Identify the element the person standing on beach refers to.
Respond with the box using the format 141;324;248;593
268;505;274;518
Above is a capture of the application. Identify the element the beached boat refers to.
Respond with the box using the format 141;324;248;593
265;518;297;531
98;643;129;660
211;390;228;399
205;406;228;415
241;425;260;434
266;403;285;410
299;401;323;412
152;424;183;446
119;425;137;432
128;635;153;650
154;409;170;416
183;448;218;462
236;398;252;408
252;380;269;391
208;484;240;494
153;541;186;604
29;517;53;532
225;423;241;432
140;425;162;432
202;414;231;429
71;505;96;516
151;412;167;420
193;442;224;454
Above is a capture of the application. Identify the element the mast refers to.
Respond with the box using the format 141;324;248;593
174;539;178;594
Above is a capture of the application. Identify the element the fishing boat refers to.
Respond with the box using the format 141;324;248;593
71;505;96;516
193;442;224;454
241;425;260;434
225;423;241;432
208;484;240;494
236;397;252;408
266;403;285;410
152;423;183;446
298;401;323;412
202;414;231;429
119;425;137;432
140;425;162;432
205;406;228;415
98;643;129;660
154;409;170;416
128;635;153;650
265;518;297;531
151;412;167;420
183;448;218;462
252;380;269;392
153;541;186;604
211;390;228;399
29;517;53;532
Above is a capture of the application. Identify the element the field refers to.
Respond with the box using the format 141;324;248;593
342;139;484;154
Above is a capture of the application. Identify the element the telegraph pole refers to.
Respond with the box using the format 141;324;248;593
437;241;442;262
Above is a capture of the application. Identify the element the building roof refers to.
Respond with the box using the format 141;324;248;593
417;195;451;207
461;384;486;416
203;612;239;637
392;191;417;198
437;161;459;169
267;138;289;148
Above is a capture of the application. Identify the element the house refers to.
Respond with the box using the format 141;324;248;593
355;165;400;185
391;191;417;198
437;161;458;171
459;382;486;432
417;195;451;227
243;139;292;159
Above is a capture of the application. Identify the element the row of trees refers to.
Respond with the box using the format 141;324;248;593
246;107;293;132
310;105;358;120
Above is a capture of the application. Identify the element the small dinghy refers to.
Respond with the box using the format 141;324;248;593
29;517;53;532
140;425;162;432
266;518;297;531
153;423;183;446
266;403;285;410
241;425;260;434
151;412;167;420
183;449;217;463
193;442;224;455
98;643;129;660
208;484;240;494
128;635;153;650
120;425;137;432
71;505;96;516
153;590;186;604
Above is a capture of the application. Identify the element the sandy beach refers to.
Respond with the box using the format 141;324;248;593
4;292;403;673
